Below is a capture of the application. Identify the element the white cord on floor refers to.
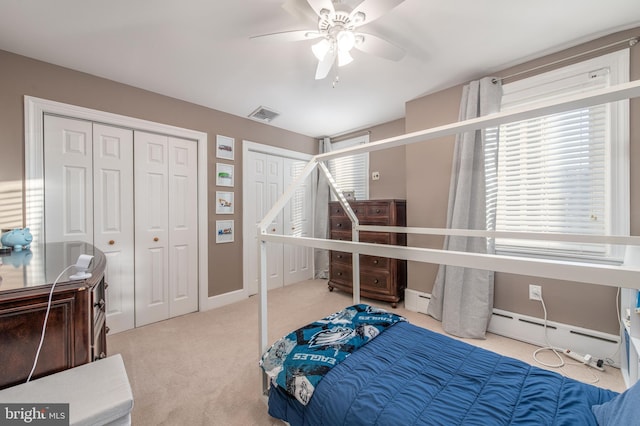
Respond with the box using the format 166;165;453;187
532;295;600;384
26;264;76;383
532;297;565;368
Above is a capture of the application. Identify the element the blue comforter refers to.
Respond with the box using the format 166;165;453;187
268;320;618;425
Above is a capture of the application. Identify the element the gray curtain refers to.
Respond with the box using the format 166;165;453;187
314;137;331;279
427;77;502;339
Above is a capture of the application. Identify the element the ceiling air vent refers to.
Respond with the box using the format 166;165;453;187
248;106;280;123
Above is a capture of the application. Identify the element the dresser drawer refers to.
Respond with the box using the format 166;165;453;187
330;217;352;231
330;231;390;244
360;270;391;294
364;202;390;218
331;251;352;265
361;254;389;269
331;252;389;270
330;263;353;286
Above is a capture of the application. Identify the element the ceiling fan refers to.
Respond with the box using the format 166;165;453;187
251;0;406;80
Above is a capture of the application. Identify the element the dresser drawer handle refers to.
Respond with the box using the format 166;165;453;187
373;279;379;284
373;259;379;264
376;209;381;213
337;254;343;259
153;237;159;242
108;239;115;245
337;272;342;276
337;223;342;227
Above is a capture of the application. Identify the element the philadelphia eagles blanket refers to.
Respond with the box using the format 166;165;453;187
259;304;406;406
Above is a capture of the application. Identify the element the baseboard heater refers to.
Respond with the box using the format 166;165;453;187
404;288;620;367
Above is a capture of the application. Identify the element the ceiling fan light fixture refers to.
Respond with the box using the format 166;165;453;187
336;30;355;52
352;11;366;25
312;38;331;61
338;49;353;67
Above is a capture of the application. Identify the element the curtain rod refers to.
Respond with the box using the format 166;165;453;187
493;36;638;84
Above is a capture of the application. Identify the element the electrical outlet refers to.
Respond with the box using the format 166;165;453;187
529;284;542;301
371;171;380;181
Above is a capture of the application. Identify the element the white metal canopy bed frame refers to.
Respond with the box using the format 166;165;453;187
256;80;640;392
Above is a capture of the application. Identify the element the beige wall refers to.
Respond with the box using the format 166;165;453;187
0;50;316;298
404;28;640;335
361;118;407;200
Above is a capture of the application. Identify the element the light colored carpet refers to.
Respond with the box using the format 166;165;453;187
107;279;625;425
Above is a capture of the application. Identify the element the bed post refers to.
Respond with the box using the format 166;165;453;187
259;236;269;395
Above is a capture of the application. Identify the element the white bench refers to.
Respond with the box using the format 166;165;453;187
0;354;133;425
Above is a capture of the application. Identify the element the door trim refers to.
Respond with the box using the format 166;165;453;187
24;96;210;311
242;140;314;295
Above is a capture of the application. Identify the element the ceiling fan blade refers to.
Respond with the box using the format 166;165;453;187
281;0;319;23
354;32;405;61
315;50;336;80
250;30;322;42
349;0;405;27
306;0;335;19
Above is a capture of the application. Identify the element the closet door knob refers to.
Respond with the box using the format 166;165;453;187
108;240;115;245
153;237;159;242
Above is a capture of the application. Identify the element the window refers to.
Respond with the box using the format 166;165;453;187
487;50;630;263
328;134;369;201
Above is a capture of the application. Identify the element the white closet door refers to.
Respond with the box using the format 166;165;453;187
283;158;313;285
134;131;170;327
167;136;198;317
93;123;135;334
43;115;93;244
246;150;314;295
247;151;284;293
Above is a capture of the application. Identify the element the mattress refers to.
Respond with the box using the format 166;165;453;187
267;321;618;425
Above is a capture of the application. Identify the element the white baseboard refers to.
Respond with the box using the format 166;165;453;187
404;288;621;366
200;288;248;311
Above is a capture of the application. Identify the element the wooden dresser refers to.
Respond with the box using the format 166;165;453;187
328;200;407;307
0;241;107;389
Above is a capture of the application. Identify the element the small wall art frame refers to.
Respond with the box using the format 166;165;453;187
216;191;234;214
216;135;235;160
216;220;234;243
216;163;234;187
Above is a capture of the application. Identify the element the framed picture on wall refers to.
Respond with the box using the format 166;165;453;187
216;163;234;187
216;220;234;243
216;135;235;160
216;191;234;214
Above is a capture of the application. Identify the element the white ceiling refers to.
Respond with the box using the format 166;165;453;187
1;0;639;138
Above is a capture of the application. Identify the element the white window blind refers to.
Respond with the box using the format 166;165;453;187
329;135;369;201
490;50;629;262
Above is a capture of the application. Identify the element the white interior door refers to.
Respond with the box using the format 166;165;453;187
43;115;93;244
167;136;199;317
134;131;170;327
283;158;313;285
245;146;314;295
93;123;135;334
247;151;284;292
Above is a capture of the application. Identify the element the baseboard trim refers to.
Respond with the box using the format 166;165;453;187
200;288;248;311
404;288;621;365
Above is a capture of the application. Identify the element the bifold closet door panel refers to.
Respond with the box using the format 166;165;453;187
43;115;94;244
167;136;198;318
93;123;135;334
134;131;170;327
